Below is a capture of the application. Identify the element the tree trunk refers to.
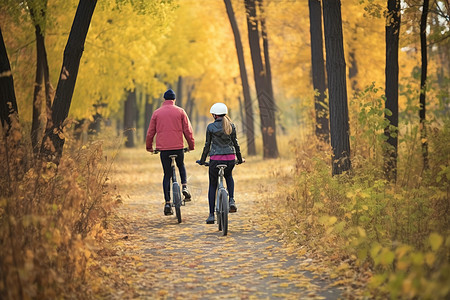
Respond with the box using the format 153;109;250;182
187;98;195;120
322;0;351;175
135;89;141;141
224;0;256;155
258;0;279;158
0;27;18;132
237;94;246;134
40;0;97;163
348;50;358;92
31;25;45;153
185;83;195;120
177;76;183;108
384;0;401;181
29;0;52;154
31;25;52;153
308;0;329;143
245;0;278;158
143;94;154;143
419;0;429;170
259;0;274;103
124;89;136;148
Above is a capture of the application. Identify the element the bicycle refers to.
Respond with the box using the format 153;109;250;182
198;161;242;236
154;148;189;223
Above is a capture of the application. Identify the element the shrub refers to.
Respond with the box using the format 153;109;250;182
266;83;449;299
0;121;117;299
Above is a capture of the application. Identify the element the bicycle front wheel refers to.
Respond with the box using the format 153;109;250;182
219;189;228;236
173;182;182;223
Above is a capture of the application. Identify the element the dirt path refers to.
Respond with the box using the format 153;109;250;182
106;148;342;299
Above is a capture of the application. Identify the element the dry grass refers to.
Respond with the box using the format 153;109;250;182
262;118;450;298
0;122;118;299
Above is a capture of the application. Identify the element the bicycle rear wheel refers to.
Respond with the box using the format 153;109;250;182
173;182;182;223
219;189;228;236
217;209;222;231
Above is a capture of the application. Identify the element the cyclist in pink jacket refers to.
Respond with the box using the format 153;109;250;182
146;89;195;215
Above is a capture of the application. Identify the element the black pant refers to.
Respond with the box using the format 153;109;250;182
160;149;187;202
208;160;235;214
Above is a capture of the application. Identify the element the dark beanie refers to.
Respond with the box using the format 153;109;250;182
163;89;176;100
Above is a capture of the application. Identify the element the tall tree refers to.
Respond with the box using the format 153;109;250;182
384;0;401;181
29;0;53;154
0;26;18;132
30;21;45;153
185;82;195;119
124;89;136;148
419;0;429;170
224;0;256;155
244;0;279;158
258;0;274;103
348;28;359;93
322;0;351;175
40;0;97;163
143;94;153;143
177;75;183;108
308;0;329;143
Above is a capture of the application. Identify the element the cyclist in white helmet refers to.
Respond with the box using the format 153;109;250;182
197;103;244;224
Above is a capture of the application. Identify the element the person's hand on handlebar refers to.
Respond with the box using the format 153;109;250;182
237;158;245;164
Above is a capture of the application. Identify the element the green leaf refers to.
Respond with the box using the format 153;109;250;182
371;243;382;261
329;216;337;225
429;233;443;251
411;253;424;266
425;252;436;267
369;274;386;288
358;248;368;260
357;226;366;238
380;248;394;266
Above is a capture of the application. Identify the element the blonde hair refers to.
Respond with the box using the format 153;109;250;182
222;115;233;135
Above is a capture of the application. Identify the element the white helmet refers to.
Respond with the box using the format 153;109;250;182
210;103;228;115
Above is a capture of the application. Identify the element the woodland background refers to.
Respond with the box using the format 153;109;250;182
0;0;449;298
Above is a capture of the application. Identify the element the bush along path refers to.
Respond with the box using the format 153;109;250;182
99;148;343;299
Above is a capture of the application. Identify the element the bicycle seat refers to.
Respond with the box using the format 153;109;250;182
169;155;178;158
216;164;227;169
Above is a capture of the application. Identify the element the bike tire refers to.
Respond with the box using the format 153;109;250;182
219;189;228;236
217;209;222;231
173;182;182;223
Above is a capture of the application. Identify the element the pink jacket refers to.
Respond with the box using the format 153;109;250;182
146;100;195;151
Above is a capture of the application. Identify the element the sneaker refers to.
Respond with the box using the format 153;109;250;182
229;198;237;213
164;203;173;215
206;213;215;224
182;186;191;201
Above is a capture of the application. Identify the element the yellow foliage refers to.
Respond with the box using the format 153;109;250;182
429;232;443;251
0;123;118;298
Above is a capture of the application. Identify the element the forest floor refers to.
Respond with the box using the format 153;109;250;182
98;147;344;299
